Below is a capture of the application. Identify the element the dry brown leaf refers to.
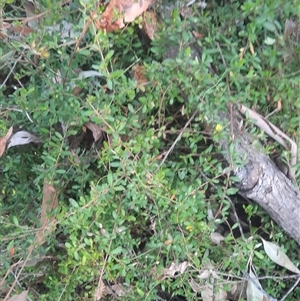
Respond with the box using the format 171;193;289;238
210;232;225;244
84;122;105;142
160;261;190;279
23;1;42;28
0;280;10;294
94;281;128;299
189;278;202;293
35;179;58;246
94;279;106;300
0;127;13;157
192;30;205;40
277;100;282;111
199;275;227;301
132;65;148;85
0;22;34;39
262;238;300;274
246;269;264;301
284;19;299;40
7;291;28;301
201;283;214;301
198;269;211;279
9;246;15;257
249;41;255;55
142;11;158;40
105;283;127;296
96;0;155;32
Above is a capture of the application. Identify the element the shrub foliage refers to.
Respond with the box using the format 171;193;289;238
1;0;300;300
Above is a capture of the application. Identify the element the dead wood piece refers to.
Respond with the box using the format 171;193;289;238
221;110;300;245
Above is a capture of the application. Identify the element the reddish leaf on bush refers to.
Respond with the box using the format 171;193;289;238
96;0;155;32
34;180;58;246
132;65;148;85
0;22;34;39
142;11;158;40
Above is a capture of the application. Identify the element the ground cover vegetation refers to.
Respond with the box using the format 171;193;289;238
1;0;300;300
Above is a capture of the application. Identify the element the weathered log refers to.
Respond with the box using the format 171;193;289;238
221;110;300;244
159;1;300;244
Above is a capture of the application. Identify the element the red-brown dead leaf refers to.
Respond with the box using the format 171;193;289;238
0;22;11;31
72;86;83;96
9;246;15;258
0;127;13;157
83;122;105;142
35;179;58;246
192;30;205;40
23;1;42;28
0;22;34;39
94;279;106;300
104;283;127;296
277;99;282;111
158;261;190;280
132;65;148;85
96;0;155;32
13;25;34;35
142;11;158;40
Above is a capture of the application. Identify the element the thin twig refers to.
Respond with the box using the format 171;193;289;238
155;109;199;171
199;170;245;240
215;42;231;97
3;246;34;301
0;55;23;89
10;271;33;301
215;41;235;144
86;100;114;132
279;275;300;301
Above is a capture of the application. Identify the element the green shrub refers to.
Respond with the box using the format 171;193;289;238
1;0;300;300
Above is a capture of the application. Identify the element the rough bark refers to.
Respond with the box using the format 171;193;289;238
158;2;300;244
221;110;300;244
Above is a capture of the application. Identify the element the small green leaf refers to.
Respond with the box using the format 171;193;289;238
107;79;113;90
110;70;123;78
55;131;63;139
74;251;79;261
128;103;134;113
78;49;91;56
111;246;123;255
227;187;238;195
110;161;120;167
69;198;79;208
105;50;114;61
12;216;19;226
254;250;264;260
65;242;72;249
263;21;276;32
137;288;145;296
107;172;113;186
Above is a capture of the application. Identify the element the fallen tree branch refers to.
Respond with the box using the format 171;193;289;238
220;109;300;245
238;103;297;180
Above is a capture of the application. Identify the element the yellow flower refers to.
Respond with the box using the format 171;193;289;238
214;124;223;133
40;47;50;59
186;225;193;232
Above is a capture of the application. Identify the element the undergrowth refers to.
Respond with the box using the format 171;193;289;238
1;0;300;300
